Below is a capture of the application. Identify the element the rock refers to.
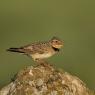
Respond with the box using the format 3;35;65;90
0;64;94;95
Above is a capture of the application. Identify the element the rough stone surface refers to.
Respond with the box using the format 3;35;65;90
0;64;94;95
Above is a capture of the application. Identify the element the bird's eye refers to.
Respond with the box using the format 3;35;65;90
55;40;58;43
52;40;58;43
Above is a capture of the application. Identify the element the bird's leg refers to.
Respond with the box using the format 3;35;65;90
34;58;47;65
34;58;52;67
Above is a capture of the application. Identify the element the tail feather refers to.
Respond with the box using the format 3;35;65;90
7;48;25;53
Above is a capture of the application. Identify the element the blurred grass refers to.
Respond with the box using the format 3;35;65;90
0;0;95;90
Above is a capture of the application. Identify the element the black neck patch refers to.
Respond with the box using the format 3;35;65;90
52;47;60;52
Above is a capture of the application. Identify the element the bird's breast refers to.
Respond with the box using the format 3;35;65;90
31;52;55;59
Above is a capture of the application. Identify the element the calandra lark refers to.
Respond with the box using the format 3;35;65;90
7;37;64;63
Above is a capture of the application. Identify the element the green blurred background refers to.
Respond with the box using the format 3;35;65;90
0;0;95;90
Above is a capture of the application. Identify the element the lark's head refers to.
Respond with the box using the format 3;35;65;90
49;37;64;49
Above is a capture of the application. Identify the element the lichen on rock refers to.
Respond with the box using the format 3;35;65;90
0;64;94;95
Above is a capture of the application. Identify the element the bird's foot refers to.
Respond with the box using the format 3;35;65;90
34;59;53;68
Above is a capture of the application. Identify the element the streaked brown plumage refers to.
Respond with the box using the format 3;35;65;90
7;37;64;61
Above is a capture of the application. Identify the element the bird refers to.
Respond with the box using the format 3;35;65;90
7;37;64;63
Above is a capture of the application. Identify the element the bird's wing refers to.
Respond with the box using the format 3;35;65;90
23;42;50;54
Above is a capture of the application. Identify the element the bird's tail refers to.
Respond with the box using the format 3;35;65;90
7;47;25;53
